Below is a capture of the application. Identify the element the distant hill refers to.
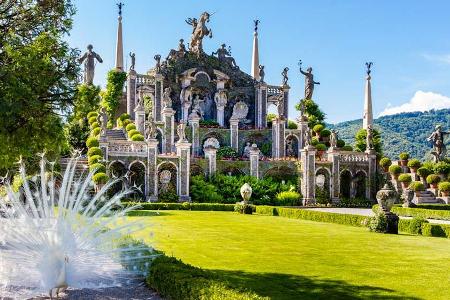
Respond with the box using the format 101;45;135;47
328;109;450;160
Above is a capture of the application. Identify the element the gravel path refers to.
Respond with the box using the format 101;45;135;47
303;207;450;224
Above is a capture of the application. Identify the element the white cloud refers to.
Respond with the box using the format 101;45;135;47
422;53;450;65
379;91;450;117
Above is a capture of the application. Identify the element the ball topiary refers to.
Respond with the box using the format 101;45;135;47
122;119;131;127
417;167;432;179
320;129;331;137
313;124;324;134
426;174;441;185
287;120;298;129
407;159;421;169
337;139;346;148
93;172;108;185
398;174;412;183
89;163;106;174
91;127;101;136
127;129;140;138
90;121;100;129
131;134;145;141
438;181;450;192
126;123;137;132
311;136;319;146
342;145;353;151
388;165;402;175
399;152;409;160
409;181;425;192
87;147;102;157
119;113;131;121
315;143;327;151
87;111;98;119
433;161;450;175
379;157;392;168
88;154;102;165
88;116;97;125
86;137;99;148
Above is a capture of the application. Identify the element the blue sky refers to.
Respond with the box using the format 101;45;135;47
68;0;450;123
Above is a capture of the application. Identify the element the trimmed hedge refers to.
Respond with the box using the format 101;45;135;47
131;134;145;141
123;202;236;211
391;206;450;221
146;255;268;300
415;204;450;210
86;137;99;148
255;206;368;227
422;223;450;238
87;147;102;157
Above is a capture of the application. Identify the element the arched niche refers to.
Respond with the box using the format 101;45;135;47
129;160;146;200
340;169;352;199
354;170;367;199
315;167;331;204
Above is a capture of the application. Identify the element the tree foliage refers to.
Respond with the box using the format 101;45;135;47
354;128;383;156
0;0;79;171
101;70;126;123
295;99;325;128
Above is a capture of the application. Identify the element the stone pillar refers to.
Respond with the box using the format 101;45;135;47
216;105;226;127
230;118;239;152
147;139;158;202
162;108;175;153
328;148;341;204
176;140;192;202
127;70;137;119
249;144;260;178
204;146;217;178
134;105;145;134
272;118;286;159
300;145;316;205
99;141;109;161
366;149;377;201
154;74;164;122
115;15;124;71
363;73;373;130
189;113;201;156
282;85;290;124
297;118;309;152
255;83;268;128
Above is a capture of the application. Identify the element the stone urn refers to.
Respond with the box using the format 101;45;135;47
376;184;397;212
240;183;252;205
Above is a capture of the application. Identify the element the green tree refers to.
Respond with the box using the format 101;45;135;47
0;0;79;171
295;99;325;128
354;128;383;156
101;70;127;124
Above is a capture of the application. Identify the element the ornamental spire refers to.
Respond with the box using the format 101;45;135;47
363;62;373;130
115;2;124;71
251;19;260;81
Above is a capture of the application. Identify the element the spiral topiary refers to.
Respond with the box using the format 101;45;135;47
127;129;140;138
130;134;145;141
88;116;97;125
92;172;108;185
86;137;99;148
88;154;102;165
126;123;137;132
89;163;106;174
91;127;101;136
313;124;324;134
87;147;102;157
87;111;98;119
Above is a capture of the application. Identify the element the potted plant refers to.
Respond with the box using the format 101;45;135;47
398;152;409;167
379;157;392;172
313;124;324;137
93;172;108;192
433;161;450;180
315;143;327;160
398;174;412;189
409;181;425;197
388;165;402;180
426;174;441;189
407;159;421;173
438;181;450;197
417;166;432;182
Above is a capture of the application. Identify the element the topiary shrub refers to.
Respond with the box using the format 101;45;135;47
217;146;238;160
126;123;137;132
399;152;409;160
388;165;402;176
131;134;145;141
311;136;319;146
86;137;99;148
87;111;98;119
409;181;425;192
407;159;421;169
315;143;327;151
320;129;331;137
379;157;392;170
90;121;100;129
122;119;131;127
426;174;441;185
88;154;102;165
313;124;324;134
91;127;101;136
407;217;428;235
88;116;97;125
275;190;301;206
417;167;432;179
398;174;412;183
127;129;140;138
87;147;102;157
433;161;450;175
89;163;106;174
342;145;353;151
438;181;450;195
234;203;253;214
337;139;345;148
119;113;130;121
158;189;179;203
93;172;108;184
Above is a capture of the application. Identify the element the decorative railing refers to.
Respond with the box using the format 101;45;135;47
108;141;148;157
339;152;369;163
267;85;283;96
136;74;155;86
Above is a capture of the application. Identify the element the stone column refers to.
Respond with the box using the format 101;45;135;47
300;145;316;205
272;118;286;159
127;70;137;119
204;146;217;178
147;139;159;202
366;149;377;201
99;141;109;161
154;74;164;122
162;108;175;153
255;83;268;128
328;148;341;204
176;140;192;202
230;118;239;152
297;118;309;152
134;105;145;134
189;113;201;156
282;85;290;125
249;144;260;178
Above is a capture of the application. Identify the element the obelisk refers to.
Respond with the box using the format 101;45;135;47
251;20;260;81
115;2;124;71
363;62;373;130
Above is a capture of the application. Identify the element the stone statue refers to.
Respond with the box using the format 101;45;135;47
427;125;449;162
258;65;265;83
159;170;171;193
162;87;172;109
99;107;108;136
366;62;373;76
254;19;260;32
281;67;289;86
192;95;204;118
299;60;320;100
366;125;374;150
129;52;135;70
117;2;124;16
145;119;157;140
154;54;161;73
177;121;187;142
212;44;238;68
330;130;338;148
78;45;103;85
214;89;227;108
304;129;312;147
243;142;252;158
286;139;295;157
231;101;249;121
166;39;186;61
186;12;213;56
277;98;284;118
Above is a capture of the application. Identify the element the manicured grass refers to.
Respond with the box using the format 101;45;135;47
131;211;450;300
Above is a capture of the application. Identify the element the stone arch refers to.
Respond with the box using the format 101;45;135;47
315;167;331;204
354;170;367;199
157;161;179;201
340;169;352;199
264;166;296;182
108;160;128;197
285;134;299;158
194;71;212;83
129;160;146;200
200;131;225;155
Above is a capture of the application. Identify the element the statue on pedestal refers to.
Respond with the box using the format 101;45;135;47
428;125;449;162
212;44;238;68
162;87;172;109
99;107;108;136
330;130;338;148
186;12;213;56
258;65;265;83
243;142;252;158
177;121;187;142
129;52;135;70
154;54;161;73
281;67;289;86
214;89;227;108
145;119;157;140
366;125;374;150
299;60;320;100
276;98;284;118
78;44;103;85
286;139;295;157
231;101;249;123
191;95;205;119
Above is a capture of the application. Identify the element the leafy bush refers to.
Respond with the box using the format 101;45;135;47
389;205;450;221
433;161;450;175
275;190;301;206
127;129;140;138
89;163;106;174
421;223;450;238
311;136;319;146
417;167;432;179
190;175;224;203
131;134;145;141
320;129;331;137
388;165;402;175
126;123;137;132
88;154;102;165
379;157;392;168
217;146;238;159
287;120;298;129
102;70;127;122
398;174;412;183
438;181;450;192
86;137;99;148
276;207;368;227
119;113;130;121
93;172;108;184
313;124;324;134
122;119;131;127
399;152;409;160
315;143;327;151
426;174;441;185
407;159;421;169
87;147;102;157
158;189;179;203
90;121;100;129
234;203;253;214
88;116;97;125
336;139;345;148
409;181;425;191
407;217;428;234
342;145;353;151
368;211;387;232
91;127;101;136
87;111;98;119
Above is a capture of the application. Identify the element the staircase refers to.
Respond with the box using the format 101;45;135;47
414;190;439;204
59;158;89;179
106;129;126;140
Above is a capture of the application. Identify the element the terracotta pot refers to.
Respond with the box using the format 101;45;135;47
400;160;408;167
401;182;410;189
442;191;449;197
391;173;399;180
431;183;438;189
415;191;422;197
410;167;417;173
383;167;389;173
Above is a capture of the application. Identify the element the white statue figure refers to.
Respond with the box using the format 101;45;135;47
243;142;252;158
99;107;108;136
163;87;172;109
304;129;312;147
192;95;205;119
177;121;187;142
277;97;284;118
185;12;213;56
330;130;338;148
180;87;192;121
286;138;295;157
145;119;157;140
78;44;103;85
214;89;228;126
231;101;249;121
203;137;220;150
159;170;172;193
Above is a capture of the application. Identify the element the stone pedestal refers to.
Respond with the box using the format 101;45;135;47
282;85;290;125
204;146;217;178
300;145;316;205
249;144;260;178
366;149;377;201
99;141;109;160
189;114;201;156
385;212;399;234
297;119;309;151
127;70;137;119
176;140;192;202
134;105;145;134
230;118;239;152
255;83;268;129
154;74;164;122
272;118;286;159
147;139;159;202
327;148;340;204
162;108;175;154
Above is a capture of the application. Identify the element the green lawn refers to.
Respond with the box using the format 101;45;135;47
131;211;450;300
